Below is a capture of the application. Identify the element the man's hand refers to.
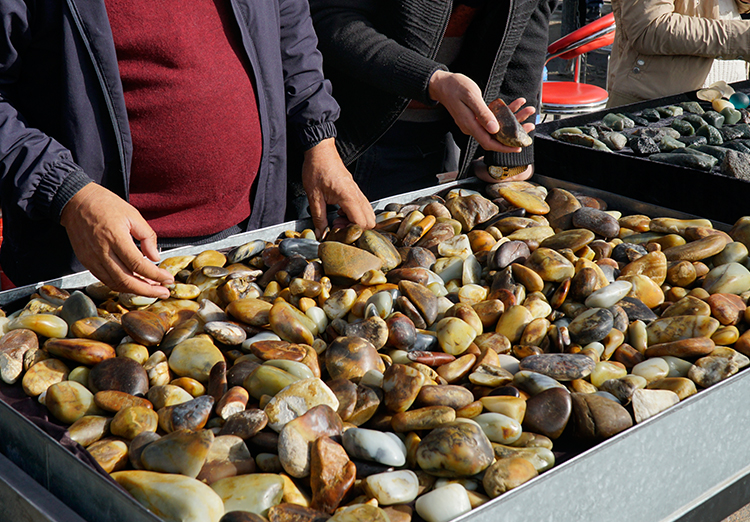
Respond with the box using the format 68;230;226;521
428;70;536;153
301;138;376;238
60;183;174;298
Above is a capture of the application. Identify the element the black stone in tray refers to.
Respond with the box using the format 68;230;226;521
628;135;660;156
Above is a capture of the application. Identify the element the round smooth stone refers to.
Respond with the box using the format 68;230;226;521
141;429;214;478
121;310;167;347
323;289;357;321
264;378;339;432
585;281;632;309
112;470;224;522
67;415;111;447
0;328;39;384
343;316;389;350
89;357;149;396
211;473;284;516
647;377;697;400
386;313;417;351
473;412;522;444
219;409;269;439
619;250;668;287
435;317;477;356
263;359;314;380
319;241;383;284
204;321;247;346
688;355;740;387
269;302;316;345
88;439;129;473
110;406;159;439
444;193;499;231
7;313;68;339
44;338;116;366
357;230;402;271
45;380;99;424
631;388;680;423
325;336;385;383
491;241;530;270
703;262;750;295
147;384;194;410
250;340;306;362
572;206;620;238
227;298;273;327
22;358;69;397
364;470;419;506
663;234;729;262
590;361;628;388
197;435;255;485
415;483;471;522
169;335;225;384
328;504;391;522
244;365;301;400
570;392;633;441
479;396;526;423
540;229;596;252
399;280;439;326
59;290;98;327
567;308;614;345
343;428;406;467
706;293;746;325
631;357;669;382
278;405;343;478
661;355;694;378
661;295;712;318
417;384;475;410
495;305;533;344
646;315;720;344
621;274;664;309
391;405;456;432
382;363;426;413
524;248;575;282
522;387;572;439
158;395;214;433
513;370;567;395
416;420;494;477
645;338;715;358
482;457;538;498
599;374;647;403
518;353;595;381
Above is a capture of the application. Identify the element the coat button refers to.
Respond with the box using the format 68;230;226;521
637;59;645;65
633;67;640;73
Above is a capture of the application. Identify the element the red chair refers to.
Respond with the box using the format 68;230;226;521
542;12;616;118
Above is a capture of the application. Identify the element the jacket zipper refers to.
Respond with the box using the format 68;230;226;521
65;0;129;200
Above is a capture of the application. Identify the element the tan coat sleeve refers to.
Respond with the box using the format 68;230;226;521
619;0;750;59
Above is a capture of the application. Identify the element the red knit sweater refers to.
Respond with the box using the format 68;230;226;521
105;0;262;237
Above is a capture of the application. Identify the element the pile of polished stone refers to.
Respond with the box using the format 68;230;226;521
2;180;750;522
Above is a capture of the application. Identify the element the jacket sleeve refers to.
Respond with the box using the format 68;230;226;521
279;0;341;150
0;2;91;223
309;0;447;105
621;0;750;59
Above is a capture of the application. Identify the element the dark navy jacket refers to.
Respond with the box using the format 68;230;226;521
0;0;339;285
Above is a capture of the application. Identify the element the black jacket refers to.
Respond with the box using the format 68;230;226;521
0;0;339;286
310;0;556;176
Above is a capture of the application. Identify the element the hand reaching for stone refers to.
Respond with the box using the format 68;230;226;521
60;183;174;298
301;138;376;238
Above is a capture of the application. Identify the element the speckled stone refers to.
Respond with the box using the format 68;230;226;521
518;353;595;381
415;420;494;477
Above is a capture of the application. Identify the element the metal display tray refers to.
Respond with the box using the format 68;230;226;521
534;79;750;226
0;175;748;522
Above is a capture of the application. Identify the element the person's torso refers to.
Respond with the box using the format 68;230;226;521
104;0;262;237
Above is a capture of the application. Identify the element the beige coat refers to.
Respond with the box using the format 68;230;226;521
607;0;750;107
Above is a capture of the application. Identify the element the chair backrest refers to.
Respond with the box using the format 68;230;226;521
558;31;615;61
547;12;615;56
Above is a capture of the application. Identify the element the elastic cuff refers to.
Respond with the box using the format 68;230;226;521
51;170;94;221
298;121;338;151
484;142;535;168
